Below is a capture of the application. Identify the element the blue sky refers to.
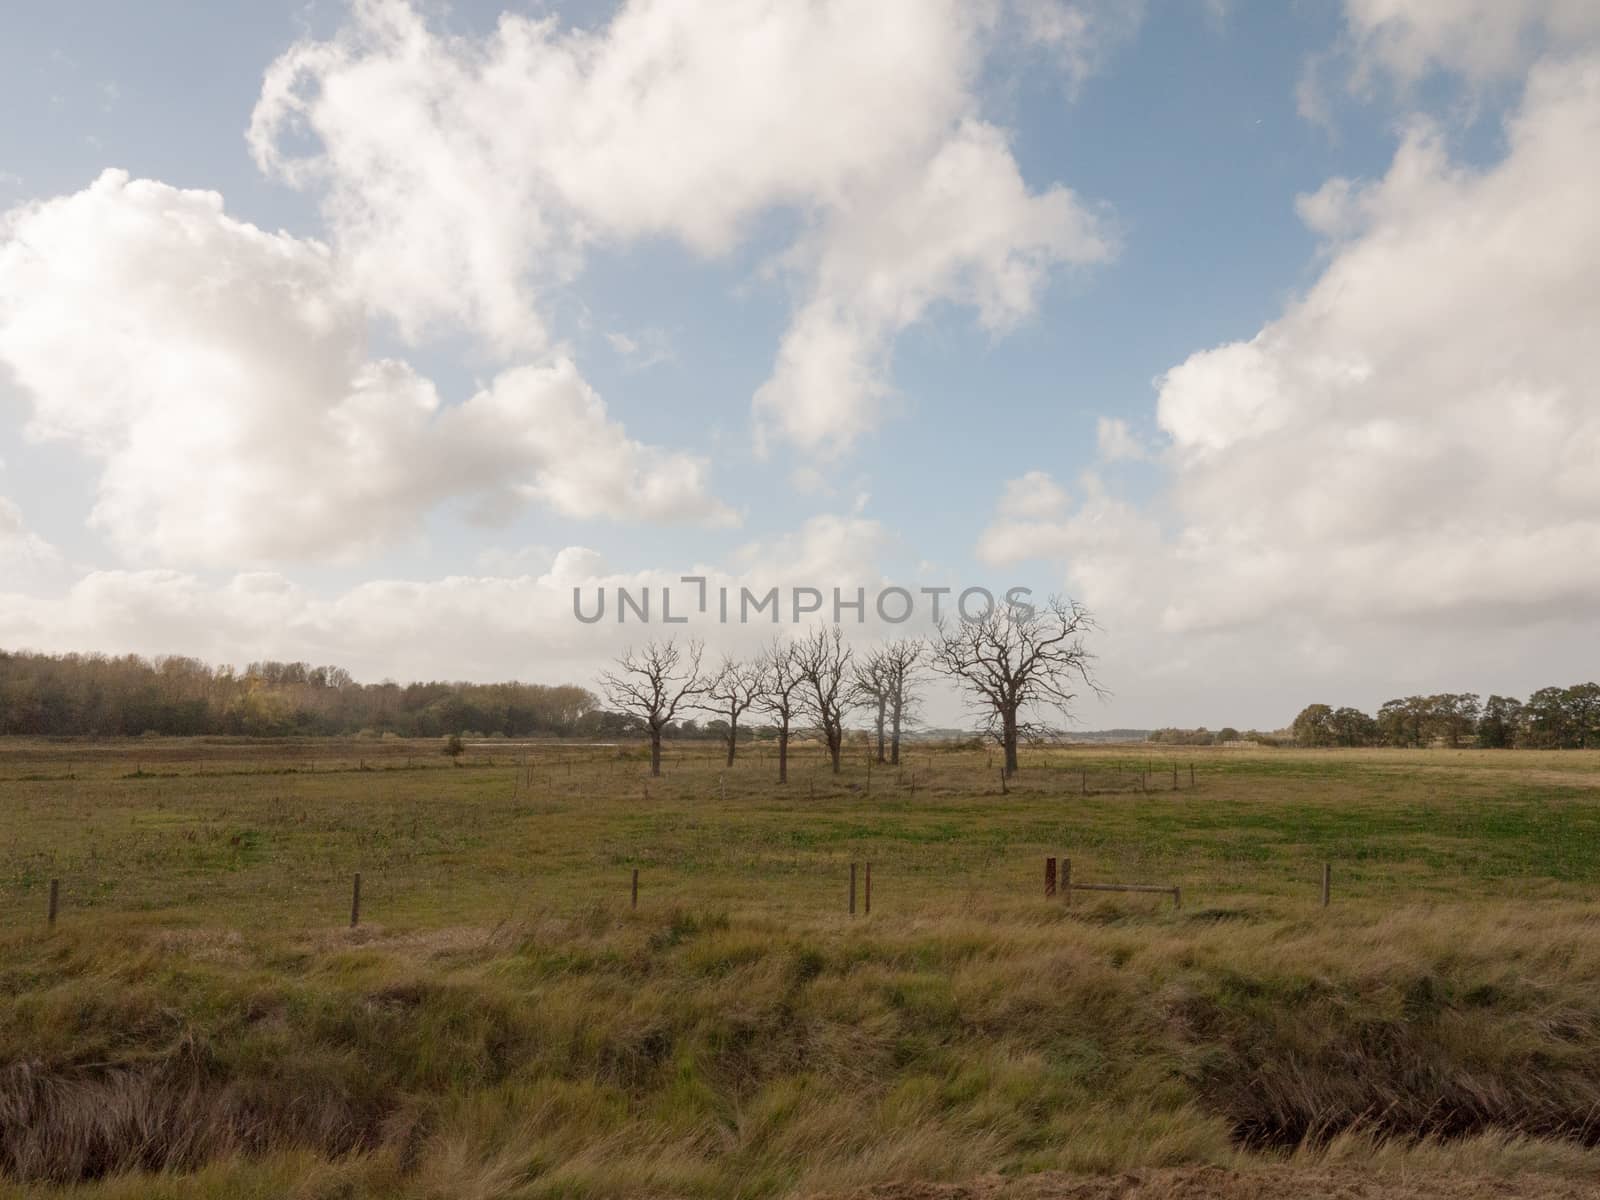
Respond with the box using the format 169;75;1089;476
2;1;1597;729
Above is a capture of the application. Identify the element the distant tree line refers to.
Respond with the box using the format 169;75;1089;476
1289;686;1600;749
1147;727;1248;746
0;650;609;739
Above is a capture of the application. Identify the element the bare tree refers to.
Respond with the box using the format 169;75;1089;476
598;639;709;777
879;637;926;766
850;640;925;765
704;656;763;767
755;637;806;784
795;624;853;775
931;597;1100;777
851;652;890;764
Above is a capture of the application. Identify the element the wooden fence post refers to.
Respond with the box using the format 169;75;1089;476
1171;886;1182;910
865;863;872;915
849;863;857;916
48;878;59;929
632;868;639;910
1081;768;1087;795
999;768;1008;795
350;872;362;928
1172;763;1178;790
1061;857;1072;905
1321;862;1331;908
1045;856;1057;898
1190;762;1196;787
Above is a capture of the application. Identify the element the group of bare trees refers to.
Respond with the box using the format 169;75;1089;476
600;596;1099;780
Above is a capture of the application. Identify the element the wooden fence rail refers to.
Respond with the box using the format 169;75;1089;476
1054;858;1181;909
1066;882;1181;908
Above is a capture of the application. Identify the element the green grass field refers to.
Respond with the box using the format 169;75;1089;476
3;739;1600;1198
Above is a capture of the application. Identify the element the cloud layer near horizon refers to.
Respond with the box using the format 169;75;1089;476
0;516;912;689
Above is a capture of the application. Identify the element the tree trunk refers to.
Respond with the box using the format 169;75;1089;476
650;731;663;777
1001;708;1019;776
725;720;737;767
875;698;887;764
828;725;842;774
777;720;789;784
890;699;903;766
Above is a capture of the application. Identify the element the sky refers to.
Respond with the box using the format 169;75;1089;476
1;0;1598;731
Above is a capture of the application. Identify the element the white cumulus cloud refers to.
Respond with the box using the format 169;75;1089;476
1343;0;1600;85
1014;0;1145;96
980;52;1600;717
1302;0;1600;129
754;120;1113;452
0;495;60;581
0;170;733;567
1095;416;1147;462
248;0;1118;454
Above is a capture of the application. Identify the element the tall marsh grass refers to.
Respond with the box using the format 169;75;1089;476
3;897;1600;1196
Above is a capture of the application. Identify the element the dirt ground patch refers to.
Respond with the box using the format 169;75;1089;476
811;1166;1600;1200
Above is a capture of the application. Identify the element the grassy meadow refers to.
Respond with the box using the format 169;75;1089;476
3;737;1600;1198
